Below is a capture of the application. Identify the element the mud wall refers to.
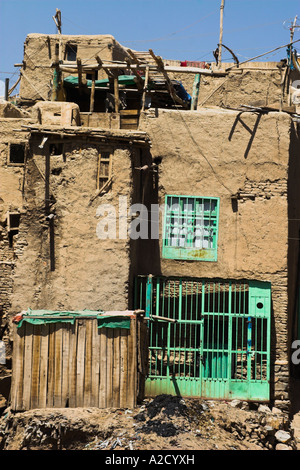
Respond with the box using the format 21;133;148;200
8;138;145;316
139;108;294;410
19;34;129;103
0;117;34;383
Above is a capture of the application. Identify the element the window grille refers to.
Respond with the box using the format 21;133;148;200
163;195;219;261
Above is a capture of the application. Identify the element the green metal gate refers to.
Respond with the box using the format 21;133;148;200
134;276;271;401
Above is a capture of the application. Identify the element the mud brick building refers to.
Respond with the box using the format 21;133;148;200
1;31;300;413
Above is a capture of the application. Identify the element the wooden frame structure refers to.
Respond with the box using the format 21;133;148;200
10;311;148;410
53;48;227;113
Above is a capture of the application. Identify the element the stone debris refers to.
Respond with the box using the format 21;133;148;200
0;396;298;451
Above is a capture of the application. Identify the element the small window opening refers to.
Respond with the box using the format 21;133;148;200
7;212;20;247
9;143;25;165
97;151;112;191
65;44;77;62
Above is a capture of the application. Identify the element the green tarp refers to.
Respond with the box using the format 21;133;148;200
63;74;141;89
16;309;131;329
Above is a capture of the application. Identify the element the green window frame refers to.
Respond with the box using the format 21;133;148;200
162;195;219;261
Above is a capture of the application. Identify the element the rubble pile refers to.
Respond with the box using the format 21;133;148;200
0;395;297;451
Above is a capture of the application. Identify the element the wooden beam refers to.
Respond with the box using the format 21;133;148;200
90;71;96;113
125;50;145;91
218;0;225;68
58;62;222;75
148;49;187;107
191;73;200;110
114;73;120;113
141;66;150;111
95;55;114;78
77;57;84;94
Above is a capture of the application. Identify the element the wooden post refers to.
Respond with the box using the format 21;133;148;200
290;16;298;43
45;153;50;214
191;73;200;110
218;0;225;68
114;73;120;113
90;71;96;113
141;66;149;111
5;78;9;101
77;58;83;93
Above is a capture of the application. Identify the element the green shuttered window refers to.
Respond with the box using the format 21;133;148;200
163;195;219;261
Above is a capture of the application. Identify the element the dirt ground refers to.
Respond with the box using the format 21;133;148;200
0;394;296;451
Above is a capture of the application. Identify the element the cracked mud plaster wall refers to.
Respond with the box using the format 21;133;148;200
196;68;283;109
19;34;128;102
0;120;33;310
8;140;139;316
0;118;33;376
140;108;296;408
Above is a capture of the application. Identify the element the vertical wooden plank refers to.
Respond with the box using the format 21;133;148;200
62;324;70;407
31;325;41;409
84;320;93;407
47;323;55;407
68;322;78;408
11;324;25;411
39;324;49;408
76;321;86;407
112;328;121;408
91;320;100;407
128;318;137;408
22;322;33;410
99;328;107;408
106;328;114;407
114;74;120;113
141;66;149;111
119;329;129;408
54;325;63;407
89;71;96;113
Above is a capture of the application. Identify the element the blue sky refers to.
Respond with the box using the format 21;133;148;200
0;0;300;87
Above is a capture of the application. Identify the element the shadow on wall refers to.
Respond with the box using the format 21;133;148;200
228;111;263;159
129;150;162;309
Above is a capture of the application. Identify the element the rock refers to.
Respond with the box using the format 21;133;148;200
200;402;210;412
275;443;291;450
272;407;283;414
230;400;243;408
264;425;275;436
275;430;292;444
258;404;271;414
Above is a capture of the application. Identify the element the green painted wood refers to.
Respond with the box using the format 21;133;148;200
162;195;219;262
135;276;271;401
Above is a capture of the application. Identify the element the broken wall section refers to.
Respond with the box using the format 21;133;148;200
18;34;129;104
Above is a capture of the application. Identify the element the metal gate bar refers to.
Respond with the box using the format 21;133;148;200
134;276;271;401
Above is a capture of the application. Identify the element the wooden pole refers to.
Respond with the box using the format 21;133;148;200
141;66;149;111
90;71;96;113
218;0;225;68
290;15;298;43
114;73;120;113
191;73;200;110
5;78;9;101
226;37;300;71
